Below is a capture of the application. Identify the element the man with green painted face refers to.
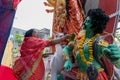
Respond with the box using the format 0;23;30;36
62;8;120;80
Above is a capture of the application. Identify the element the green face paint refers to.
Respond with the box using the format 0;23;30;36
83;16;95;38
83;17;92;30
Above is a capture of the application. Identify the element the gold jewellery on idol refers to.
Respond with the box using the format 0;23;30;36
78;34;100;65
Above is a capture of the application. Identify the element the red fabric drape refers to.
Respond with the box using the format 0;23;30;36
0;0;21;64
62;68;108;80
64;0;85;34
52;0;85;34
0;65;17;80
12;0;21;10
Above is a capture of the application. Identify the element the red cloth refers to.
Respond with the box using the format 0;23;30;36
12;0;22;10
99;0;118;43
52;0;84;34
1;0;21;10
13;37;50;80
62;67;108;80
64;0;84;34
0;65;17;80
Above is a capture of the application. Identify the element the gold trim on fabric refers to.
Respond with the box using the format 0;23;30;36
76;70;88;80
21;50;42;80
70;68;104;80
98;68;104;72
98;39;109;47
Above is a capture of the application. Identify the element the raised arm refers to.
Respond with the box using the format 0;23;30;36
46;34;72;47
103;44;120;68
62;41;75;71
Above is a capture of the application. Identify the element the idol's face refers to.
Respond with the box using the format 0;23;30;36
83;16;92;30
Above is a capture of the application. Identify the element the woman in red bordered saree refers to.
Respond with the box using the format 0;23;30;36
13;29;71;80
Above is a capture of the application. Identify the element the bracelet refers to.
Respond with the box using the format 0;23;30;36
68;41;74;48
63;53;70;60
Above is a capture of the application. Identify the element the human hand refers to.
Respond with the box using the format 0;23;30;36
64;34;72;39
68;33;75;41
64;33;75;41
64;60;72;71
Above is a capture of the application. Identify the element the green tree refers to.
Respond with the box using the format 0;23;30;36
12;33;24;54
14;33;24;46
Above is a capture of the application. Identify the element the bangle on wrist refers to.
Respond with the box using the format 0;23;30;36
63;53;69;61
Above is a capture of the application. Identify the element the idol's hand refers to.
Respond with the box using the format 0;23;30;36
103;44;120;58
64;60;72;71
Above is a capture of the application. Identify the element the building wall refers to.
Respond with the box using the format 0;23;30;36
9;27;26;41
38;28;50;39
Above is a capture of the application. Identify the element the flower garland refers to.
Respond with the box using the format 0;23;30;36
78;34;100;65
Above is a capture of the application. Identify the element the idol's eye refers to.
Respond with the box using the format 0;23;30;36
84;17;92;23
86;20;90;23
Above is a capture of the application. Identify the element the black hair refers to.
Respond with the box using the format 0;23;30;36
87;8;109;34
24;29;34;37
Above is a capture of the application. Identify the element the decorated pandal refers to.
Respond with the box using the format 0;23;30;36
44;0;120;80
0;0;120;80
